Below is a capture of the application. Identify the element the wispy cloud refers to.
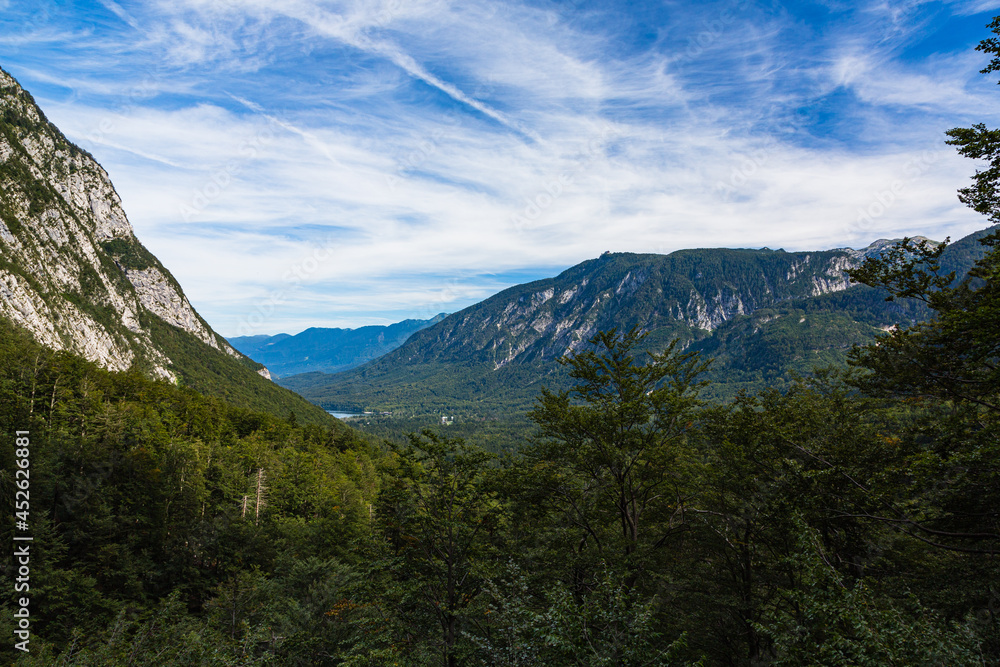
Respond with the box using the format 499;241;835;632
2;0;999;335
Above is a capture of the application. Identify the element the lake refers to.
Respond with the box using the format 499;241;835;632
326;411;364;419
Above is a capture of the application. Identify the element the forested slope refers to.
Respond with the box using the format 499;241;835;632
0;320;382;664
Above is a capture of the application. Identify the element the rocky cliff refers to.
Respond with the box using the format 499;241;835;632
0;66;243;382
392;244;898;370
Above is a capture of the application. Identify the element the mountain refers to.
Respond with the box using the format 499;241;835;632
334;245;892;367
279;230;993;441
228;314;447;377
0;66;335;425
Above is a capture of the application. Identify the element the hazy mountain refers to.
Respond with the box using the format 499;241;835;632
228;314;447;377
279;230;992;427
0;66;334;424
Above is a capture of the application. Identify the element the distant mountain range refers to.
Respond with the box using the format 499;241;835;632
278;227;995;439
0;66;336;425
228;314;447;377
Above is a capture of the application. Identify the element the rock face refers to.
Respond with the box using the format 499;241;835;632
391;244;894;370
0;66;241;380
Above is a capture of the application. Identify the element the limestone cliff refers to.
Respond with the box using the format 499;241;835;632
390;244;897;370
0;66;247;382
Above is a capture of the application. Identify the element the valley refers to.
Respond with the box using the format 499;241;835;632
2;10;999;663
270;228;994;447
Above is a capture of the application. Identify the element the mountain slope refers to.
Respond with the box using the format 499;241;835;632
229;314;446;377
0;66;335;425
380;247;879;368
279;230;992;435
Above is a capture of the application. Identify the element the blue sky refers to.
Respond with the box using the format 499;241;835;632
2;0;999;336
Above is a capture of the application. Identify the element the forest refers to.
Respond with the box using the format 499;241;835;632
0;223;998;665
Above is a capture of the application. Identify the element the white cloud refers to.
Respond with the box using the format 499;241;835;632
7;0;999;336
951;0;1000;16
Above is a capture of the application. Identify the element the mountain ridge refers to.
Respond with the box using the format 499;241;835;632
229;314;447;377
384;241;901;369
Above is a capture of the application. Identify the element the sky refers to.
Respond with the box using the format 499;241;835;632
2;0;1000;336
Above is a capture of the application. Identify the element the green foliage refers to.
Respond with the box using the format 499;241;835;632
3;46;1000;664
100;238;158;271
274;224;998;665
0;321;381;665
758;524;985;666
524;326;708;577
0;66;308;436
944;14;1000;230
530;569;690;667
945;122;1000;222
13;591;278;666
0;196;24;236
470;562;693;667
345;431;505;666
3;309;1000;664
144;316;340;428
0;146;59;216
279;360;568;451
849;232;1000;413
